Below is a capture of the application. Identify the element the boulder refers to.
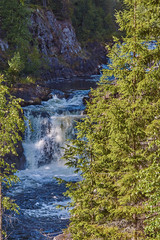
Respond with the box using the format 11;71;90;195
54;233;72;240
11;83;52;106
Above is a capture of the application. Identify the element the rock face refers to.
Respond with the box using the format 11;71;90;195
30;9;107;80
5;141;26;170
31;9;82;58
11;83;52;106
0;7;107;80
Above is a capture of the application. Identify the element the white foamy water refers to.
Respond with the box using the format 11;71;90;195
5;90;86;240
23;90;88;169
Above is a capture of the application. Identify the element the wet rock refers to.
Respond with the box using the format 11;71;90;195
85;41;109;65
11;83;52;106
0;8;108;80
5;141;26;170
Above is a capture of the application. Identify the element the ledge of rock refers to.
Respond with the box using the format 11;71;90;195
54;233;72;240
11;83;52;107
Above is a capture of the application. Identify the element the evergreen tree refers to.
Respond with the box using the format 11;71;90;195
0;75;25;239
70;0;118;43
0;0;31;49
0;0;44;82
62;0;160;239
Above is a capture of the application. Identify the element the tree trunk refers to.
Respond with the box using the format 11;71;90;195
0;181;3;240
42;0;47;8
133;213;138;240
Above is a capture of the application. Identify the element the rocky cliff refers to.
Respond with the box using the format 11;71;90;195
30;8;107;80
0;7;107;105
0;7;107;170
0;7;107;81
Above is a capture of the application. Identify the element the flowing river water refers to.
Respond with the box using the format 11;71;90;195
5;78;99;239
4;41;156;239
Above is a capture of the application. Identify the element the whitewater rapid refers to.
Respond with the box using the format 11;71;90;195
5;89;89;239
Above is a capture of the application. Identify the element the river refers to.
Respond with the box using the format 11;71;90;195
4;77;99;239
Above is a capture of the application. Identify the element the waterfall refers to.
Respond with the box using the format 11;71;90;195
23;110;79;169
5;89;89;239
23;90;87;169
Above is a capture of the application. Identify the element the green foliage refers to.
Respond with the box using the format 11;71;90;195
26;0;122;42
4;49;40;85
27;0;70;19
0;75;25;154
22;46;42;76
0;0;43;83
0;0;31;48
70;0;121;43
62;0;160;239
48;0;64;19
5;52;25;85
0;74;25;237
8;52;25;75
138;162;160;239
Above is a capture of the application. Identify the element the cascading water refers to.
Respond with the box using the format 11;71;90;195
23;91;85;168
5;89;90;240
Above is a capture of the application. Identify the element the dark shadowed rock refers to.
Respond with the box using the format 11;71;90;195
30;8;107;79
11;83;52;106
0;7;108;81
5;141;26;170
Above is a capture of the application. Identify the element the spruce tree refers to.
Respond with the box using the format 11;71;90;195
70;0;117;43
63;0;160;239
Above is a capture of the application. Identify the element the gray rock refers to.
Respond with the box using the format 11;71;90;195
11;83;52;106
5;141;26;170
30;8;107;79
